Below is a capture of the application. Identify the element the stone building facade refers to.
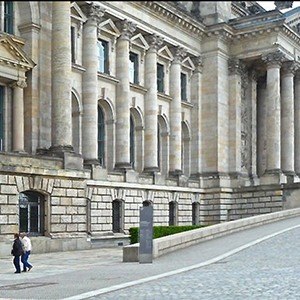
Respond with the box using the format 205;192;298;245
1;1;300;254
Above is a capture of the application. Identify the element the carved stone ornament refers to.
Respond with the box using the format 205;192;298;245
10;80;27;89
82;3;105;24
274;1;293;9
146;34;164;51
117;20;137;40
281;60;298;75
261;50;285;67
228;58;245;76
192;56;203;73
172;46;187;63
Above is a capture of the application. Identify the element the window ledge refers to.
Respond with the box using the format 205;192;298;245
130;83;147;94
72;64;86;73
158;92;172;102
98;72;119;84
181;100;194;108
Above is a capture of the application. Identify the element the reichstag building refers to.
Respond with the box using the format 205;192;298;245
0;1;300;254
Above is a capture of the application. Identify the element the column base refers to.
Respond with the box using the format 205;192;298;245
84;159;100;167
48;145;74;158
260;169;287;185
114;163;132;173
199;172;231;188
168;169;183;177
143;167;160;174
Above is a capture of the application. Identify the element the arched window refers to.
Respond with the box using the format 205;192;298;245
112;200;123;233
192;202;200;225
130;115;135;168
169;201;177;226
19;191;44;235
98;106;105;166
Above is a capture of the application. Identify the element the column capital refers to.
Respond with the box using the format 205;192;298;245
82;3;105;25
10;80;27;89
281;60;298;76
171;46;187;64
228;58;245;76
262;50;285;68
116;20;137;40
145;34;164;51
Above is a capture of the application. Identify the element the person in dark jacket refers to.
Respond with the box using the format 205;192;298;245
11;233;23;273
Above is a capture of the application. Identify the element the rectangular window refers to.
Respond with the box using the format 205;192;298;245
157;63;164;93
98;39;109;74
0;86;4;151
71;26;76;63
129;52;139;84
4;1;13;34
181;73;187;101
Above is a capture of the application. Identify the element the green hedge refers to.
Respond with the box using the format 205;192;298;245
129;225;207;244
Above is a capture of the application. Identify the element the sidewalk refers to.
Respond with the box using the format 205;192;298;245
1;215;300;300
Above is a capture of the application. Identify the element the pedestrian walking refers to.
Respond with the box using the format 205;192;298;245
20;232;33;272
11;233;23;274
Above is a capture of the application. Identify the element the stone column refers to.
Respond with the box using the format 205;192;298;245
144;34;163;173
228;58;243;175
257;78;267;177
295;72;300;175
81;3;104;165
11;80;27;152
51;1;73;153
248;69;258;179
262;51;285;174
190;56;203;177
115;20;136;170
169;47;186;176
281;61;296;175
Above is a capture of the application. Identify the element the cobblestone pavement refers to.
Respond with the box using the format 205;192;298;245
1;216;300;300
88;226;300;300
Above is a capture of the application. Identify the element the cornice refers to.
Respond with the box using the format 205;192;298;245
204;24;234;43
131;1;205;39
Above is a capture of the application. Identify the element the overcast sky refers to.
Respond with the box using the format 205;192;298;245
258;1;300;12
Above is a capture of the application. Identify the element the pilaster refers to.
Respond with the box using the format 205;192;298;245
190;56;203;178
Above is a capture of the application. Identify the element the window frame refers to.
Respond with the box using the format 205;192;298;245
4;1;13;34
130;115;135;168
97;39;109;74
19;191;45;236
157;63;164;93
181;72;187;101
129;51;139;84
98;106;105;166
